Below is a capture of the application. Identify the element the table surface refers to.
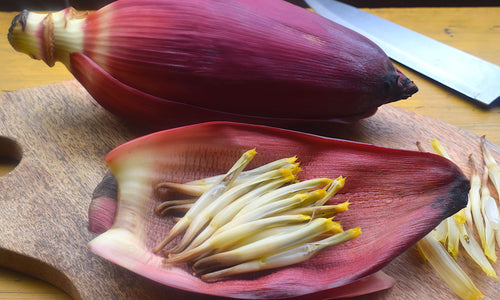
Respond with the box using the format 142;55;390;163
0;6;499;300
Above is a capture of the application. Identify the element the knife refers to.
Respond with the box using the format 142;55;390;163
304;0;500;106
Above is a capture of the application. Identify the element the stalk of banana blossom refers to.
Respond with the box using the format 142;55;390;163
8;0;417;129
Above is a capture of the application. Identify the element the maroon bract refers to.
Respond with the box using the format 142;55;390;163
88;122;468;299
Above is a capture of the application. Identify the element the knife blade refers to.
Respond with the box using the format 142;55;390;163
304;0;500;106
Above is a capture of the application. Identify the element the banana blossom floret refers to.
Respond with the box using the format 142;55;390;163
201;227;361;281
152;151;359;280
481;136;500;196
417;234;483;300
153;149;256;253
156;156;299;196
468;156;486;253
234;177;333;217
165;214;312;263
278;201;350;218
430;220;448;244
171;167;297;254
457;222;496;278
155;199;196;216
479;165;497;262
431;138;462;257
479;137;500;262
192;217;343;274
183;176;296;252
221;189;328;231
417;138;499;299
429;139;492;272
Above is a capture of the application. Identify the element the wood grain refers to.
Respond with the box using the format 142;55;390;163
0;268;71;300
0;5;499;300
0;79;499;300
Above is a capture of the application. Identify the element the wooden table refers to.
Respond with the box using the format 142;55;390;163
0;6;499;300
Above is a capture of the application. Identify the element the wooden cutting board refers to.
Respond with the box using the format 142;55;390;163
0;79;499;300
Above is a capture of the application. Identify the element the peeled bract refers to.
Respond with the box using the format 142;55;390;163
88;122;468;299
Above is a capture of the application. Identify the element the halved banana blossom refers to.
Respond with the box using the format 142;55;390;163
88;122;468;299
8;0;417;129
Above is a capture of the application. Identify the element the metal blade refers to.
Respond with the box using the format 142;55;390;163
305;0;500;106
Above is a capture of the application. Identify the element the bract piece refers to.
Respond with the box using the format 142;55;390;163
88;122;468;299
